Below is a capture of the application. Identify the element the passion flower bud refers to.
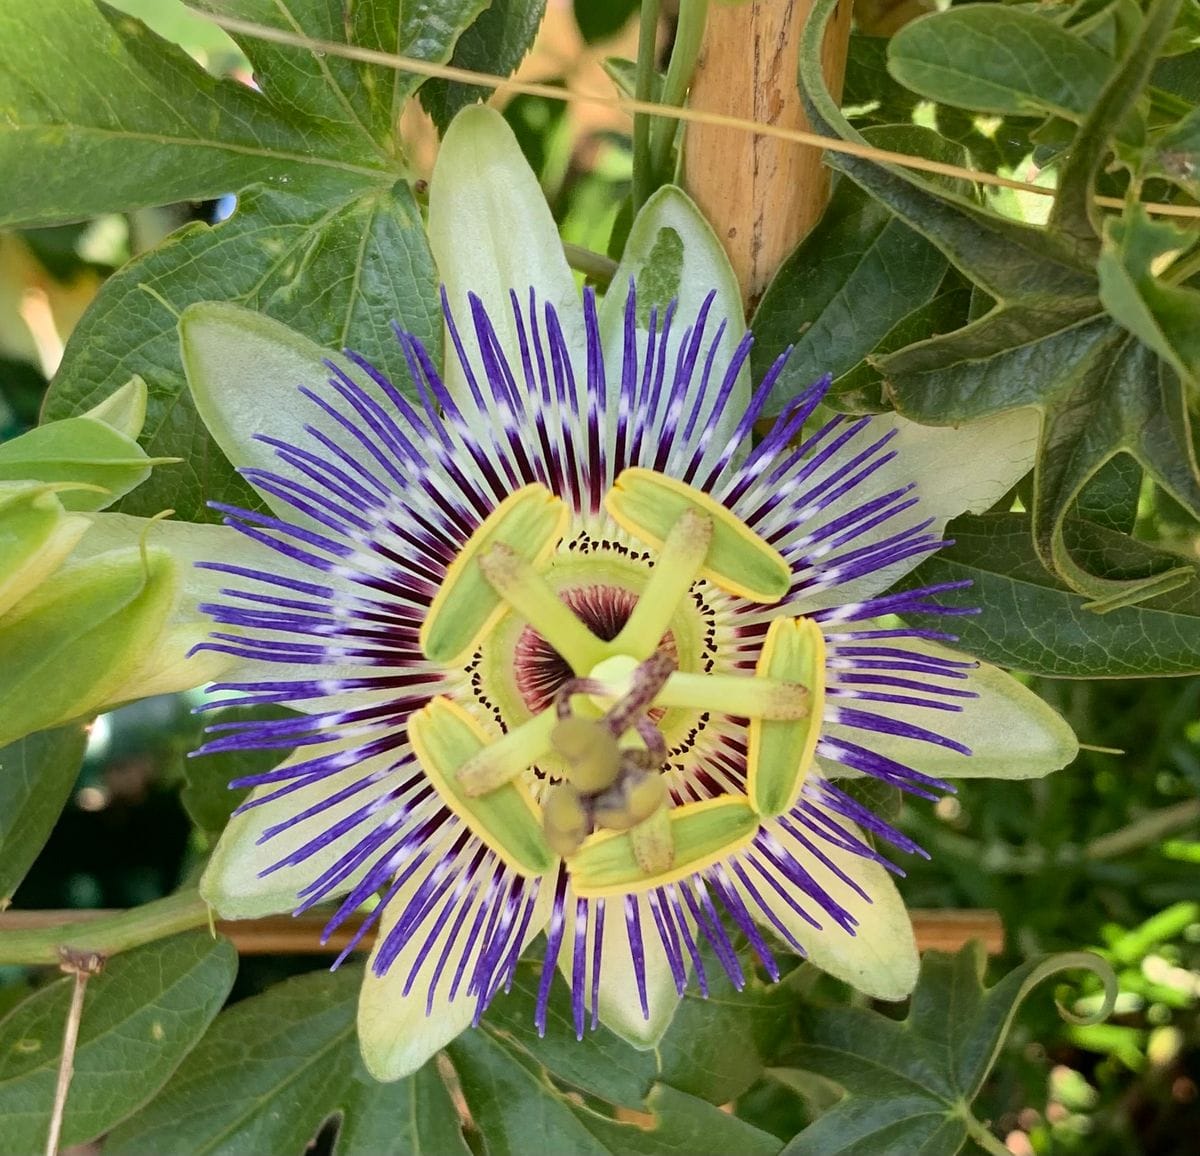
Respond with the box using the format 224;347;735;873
0;386;175;513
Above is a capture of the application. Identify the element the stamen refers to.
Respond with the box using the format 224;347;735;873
478;544;609;673
407;697;555;876
420;483;567;665
654;672;810;720
606;467;791;602
629;806;673;874
456;708;558;797
613;510;712;658
747;617;826;817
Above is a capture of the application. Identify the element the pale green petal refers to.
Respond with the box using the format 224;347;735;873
824;638;1078;781
358;849;553;1081
598;185;749;449
749;819;918;1000
199;737;402;918
557;892;683;1048
428;105;583;409
790;407;1040;614
179;302;361;523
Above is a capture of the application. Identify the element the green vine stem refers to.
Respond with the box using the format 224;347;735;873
648;0;709;183
563;241;618;285
0;889;209;966
631;0;662;212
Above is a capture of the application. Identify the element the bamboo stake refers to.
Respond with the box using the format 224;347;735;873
0;908;1004;956
683;0;855;308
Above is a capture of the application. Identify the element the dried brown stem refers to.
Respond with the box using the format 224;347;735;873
45;952;103;1156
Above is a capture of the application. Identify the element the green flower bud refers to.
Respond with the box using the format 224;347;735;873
0;544;179;747
0;406;175;513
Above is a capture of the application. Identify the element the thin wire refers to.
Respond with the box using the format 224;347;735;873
194;10;1200;222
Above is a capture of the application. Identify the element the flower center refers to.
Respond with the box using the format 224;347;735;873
509;584;678;715
410;471;828;895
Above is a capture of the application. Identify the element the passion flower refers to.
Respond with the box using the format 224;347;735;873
187;106;1076;1080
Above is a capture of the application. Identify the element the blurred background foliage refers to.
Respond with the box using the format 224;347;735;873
0;1;1197;1154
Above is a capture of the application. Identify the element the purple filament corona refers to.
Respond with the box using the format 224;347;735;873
194;284;978;1035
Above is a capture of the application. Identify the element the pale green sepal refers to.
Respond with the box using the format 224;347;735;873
749;816;919;1001
823;639;1079;781
0;546;178;747
558;889;685;1048
199;736;405;918
0;416;169;512
83;376;148;439
598;185;749;449
72;512;297;627
789;407;1041;614
358;845;554;1081
97;622;234;708
72;513;386;715
428;105;583;411
0;483;90;618
179;302;360;524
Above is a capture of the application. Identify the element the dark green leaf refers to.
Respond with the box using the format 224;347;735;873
902;513;1200;676
0;723;88;903
107;965;472;1156
1149;106;1200;196
1075;453;1142;534
778;945;1112;1156
421;0;548;132
0;934;236;1152
1152;45;1200;101
487;961;793;1111
42;181;440;522
191;0;488;150
336;1064;473;1156
0;0;393;228
653;972;795;1105
450;1025;781;1156
831;287;971;413
1033;331;1200;604
799;0;1200;609
888;7;1114;121
842;35;920;126
752;176;946;413
574;0;638;44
